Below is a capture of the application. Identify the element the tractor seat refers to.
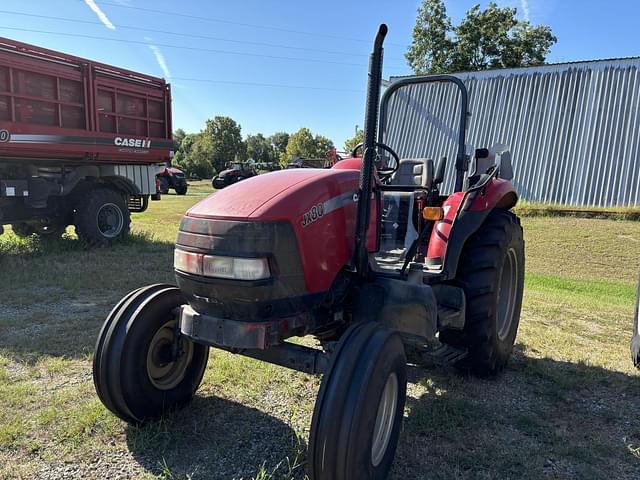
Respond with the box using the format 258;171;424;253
389;158;433;188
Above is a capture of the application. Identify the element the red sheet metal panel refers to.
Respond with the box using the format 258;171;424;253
0;37;172;165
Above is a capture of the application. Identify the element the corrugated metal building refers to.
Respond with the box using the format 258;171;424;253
385;58;640;207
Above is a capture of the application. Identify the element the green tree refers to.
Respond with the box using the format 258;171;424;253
173;128;187;151
246;133;275;164
269;132;289;158
173;133;214;178
280;128;334;166
406;1;556;74
202;116;245;173
344;129;364;153
406;0;454;74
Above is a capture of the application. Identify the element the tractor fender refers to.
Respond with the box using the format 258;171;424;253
427;178;518;279
352;277;438;340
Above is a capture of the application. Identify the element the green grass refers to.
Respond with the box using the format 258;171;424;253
1;185;639;479
515;200;640;220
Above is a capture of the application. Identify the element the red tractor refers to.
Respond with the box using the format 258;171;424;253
93;25;524;479
211;161;257;189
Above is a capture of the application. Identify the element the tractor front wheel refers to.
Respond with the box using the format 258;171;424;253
92;285;209;423
441;208;525;376
308;322;407;480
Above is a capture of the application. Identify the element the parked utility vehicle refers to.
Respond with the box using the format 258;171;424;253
94;25;524;479
157;167;188;195
0;37;172;244
211;161;256;189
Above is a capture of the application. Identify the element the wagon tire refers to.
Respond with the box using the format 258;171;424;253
74;187;130;245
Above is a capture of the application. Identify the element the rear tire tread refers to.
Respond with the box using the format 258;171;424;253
441;209;525;376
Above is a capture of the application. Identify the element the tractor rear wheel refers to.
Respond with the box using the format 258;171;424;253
308;322;407;480
441;208;524;376
92;285;209;423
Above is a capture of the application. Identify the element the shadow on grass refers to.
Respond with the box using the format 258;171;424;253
394;346;640;479
0;230;164;257
126;394;307;480
0;232;177;363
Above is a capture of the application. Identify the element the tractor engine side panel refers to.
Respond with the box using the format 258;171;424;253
251;168;379;293
185;167;379;294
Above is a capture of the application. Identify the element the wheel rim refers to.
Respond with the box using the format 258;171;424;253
96;203;124;238
146;320;194;390
371;372;398;467
496;247;519;341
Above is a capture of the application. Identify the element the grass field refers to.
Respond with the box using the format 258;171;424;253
1;180;639;479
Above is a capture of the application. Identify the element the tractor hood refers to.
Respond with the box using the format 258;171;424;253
188;169;335;220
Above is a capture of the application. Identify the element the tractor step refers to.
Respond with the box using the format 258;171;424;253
437;305;465;330
420;343;467;366
434;285;466;330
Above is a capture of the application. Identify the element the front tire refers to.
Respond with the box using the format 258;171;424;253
308;322;407;480
74;187;130;245
441;209;525;376
93;285;209;423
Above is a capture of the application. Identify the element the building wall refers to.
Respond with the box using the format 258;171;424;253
385;59;640;207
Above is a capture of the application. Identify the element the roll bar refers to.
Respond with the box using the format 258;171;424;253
378;75;470;192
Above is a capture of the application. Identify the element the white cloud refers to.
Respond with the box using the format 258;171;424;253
521;0;530;21
147;44;171;79
83;0;116;30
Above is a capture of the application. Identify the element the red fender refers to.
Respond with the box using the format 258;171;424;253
426;178;518;275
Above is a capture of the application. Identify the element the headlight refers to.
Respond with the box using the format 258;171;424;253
174;249;203;275
174;249;270;281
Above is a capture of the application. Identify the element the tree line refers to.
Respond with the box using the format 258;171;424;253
172;117;336;178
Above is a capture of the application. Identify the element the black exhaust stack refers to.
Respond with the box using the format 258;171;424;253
353;23;387;279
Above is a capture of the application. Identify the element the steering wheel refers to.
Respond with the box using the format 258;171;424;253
351;142;400;180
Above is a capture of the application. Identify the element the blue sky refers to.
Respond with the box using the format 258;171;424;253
1;0;639;148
